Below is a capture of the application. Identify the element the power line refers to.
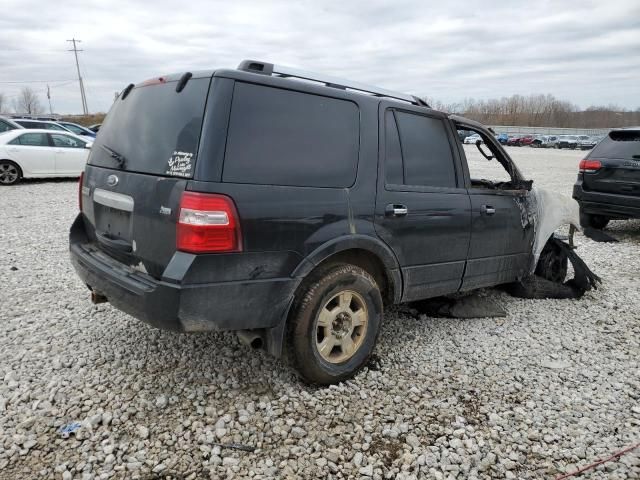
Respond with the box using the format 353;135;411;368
67;38;88;114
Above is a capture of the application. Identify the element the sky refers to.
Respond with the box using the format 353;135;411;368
0;0;638;114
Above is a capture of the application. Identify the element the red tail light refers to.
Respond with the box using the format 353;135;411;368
176;192;242;253
78;172;84;211
579;159;602;173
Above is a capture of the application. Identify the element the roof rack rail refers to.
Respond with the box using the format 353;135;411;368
237;60;429;108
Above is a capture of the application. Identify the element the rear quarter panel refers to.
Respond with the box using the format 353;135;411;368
188;83;382;281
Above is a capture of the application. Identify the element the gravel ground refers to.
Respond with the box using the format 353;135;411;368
1;146;639;480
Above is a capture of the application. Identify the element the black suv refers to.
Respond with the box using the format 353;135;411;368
70;60;583;384
574;128;640;229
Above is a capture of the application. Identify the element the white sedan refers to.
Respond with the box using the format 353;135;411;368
464;134;483;144
0;129;91;185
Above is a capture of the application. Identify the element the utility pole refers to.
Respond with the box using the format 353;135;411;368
67;38;89;115
46;84;53;115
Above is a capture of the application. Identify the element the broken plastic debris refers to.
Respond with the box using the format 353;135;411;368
58;422;81;438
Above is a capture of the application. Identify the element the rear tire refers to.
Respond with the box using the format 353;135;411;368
286;264;383;385
0;160;21;185
580;211;609;230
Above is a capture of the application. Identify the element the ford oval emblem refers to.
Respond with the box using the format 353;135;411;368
106;174;118;187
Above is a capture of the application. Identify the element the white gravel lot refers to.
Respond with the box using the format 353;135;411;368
1;146;639;480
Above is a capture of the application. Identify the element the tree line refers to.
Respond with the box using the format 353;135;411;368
0;87;45;115
426;94;640;129
1;87;637;129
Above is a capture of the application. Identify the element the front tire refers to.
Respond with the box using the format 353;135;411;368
535;240;568;283
0;160;21;185
286;264;383;385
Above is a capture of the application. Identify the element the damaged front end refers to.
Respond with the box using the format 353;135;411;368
510;188;601;299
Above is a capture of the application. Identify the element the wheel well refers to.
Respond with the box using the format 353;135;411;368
0;159;23;177
303;248;394;305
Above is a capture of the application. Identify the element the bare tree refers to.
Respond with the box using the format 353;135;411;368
0;93;6;113
13;87;43;115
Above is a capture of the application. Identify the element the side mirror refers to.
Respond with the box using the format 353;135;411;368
85;142;93;149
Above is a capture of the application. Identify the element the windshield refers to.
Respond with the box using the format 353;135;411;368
89;77;210;177
62;123;86;135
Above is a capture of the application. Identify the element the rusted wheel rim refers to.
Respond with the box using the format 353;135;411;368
0;163;18;184
315;290;368;364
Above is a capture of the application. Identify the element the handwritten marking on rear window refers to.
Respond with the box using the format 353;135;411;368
166;151;193;177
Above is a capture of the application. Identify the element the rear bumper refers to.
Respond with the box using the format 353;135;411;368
69;214;296;332
573;183;640;219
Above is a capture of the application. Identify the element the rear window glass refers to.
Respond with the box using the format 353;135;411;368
223;82;359;188
89;78;210;177
590;130;640;159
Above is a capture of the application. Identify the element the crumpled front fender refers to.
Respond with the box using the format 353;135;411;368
530;187;581;274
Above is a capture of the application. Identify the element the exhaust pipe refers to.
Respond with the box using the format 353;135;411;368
237;330;263;350
91;290;108;304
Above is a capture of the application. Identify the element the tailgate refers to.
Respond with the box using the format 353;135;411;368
81;165;187;279
77;74;212;278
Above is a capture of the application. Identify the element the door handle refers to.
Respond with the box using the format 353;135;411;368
482;205;496;215
385;204;408;217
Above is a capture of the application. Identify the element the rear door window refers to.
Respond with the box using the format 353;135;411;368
51;133;86;148
223;82;359;188
590;130;640;159
393;110;457;188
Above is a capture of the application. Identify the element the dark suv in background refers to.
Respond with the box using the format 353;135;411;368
70;60;592;384
574;128;640;229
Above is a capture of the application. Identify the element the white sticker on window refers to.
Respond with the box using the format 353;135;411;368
166;151;193;177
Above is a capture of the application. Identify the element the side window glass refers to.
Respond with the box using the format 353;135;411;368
394;111;456;188
224;82;359;188
384;111;403;185
457;127;513;185
51;134;85;148
0;121;11;133
13;132;49;146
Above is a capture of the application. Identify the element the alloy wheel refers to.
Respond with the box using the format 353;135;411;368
315;290;369;364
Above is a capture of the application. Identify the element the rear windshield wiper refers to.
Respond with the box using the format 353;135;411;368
100;144;126;169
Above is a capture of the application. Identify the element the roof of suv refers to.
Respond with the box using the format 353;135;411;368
135;60;485;132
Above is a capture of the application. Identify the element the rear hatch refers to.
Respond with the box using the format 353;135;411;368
582;129;640;197
81;74;211;279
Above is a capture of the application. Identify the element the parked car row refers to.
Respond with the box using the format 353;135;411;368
493;132;602;150
0;115;97;139
0;127;92;185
